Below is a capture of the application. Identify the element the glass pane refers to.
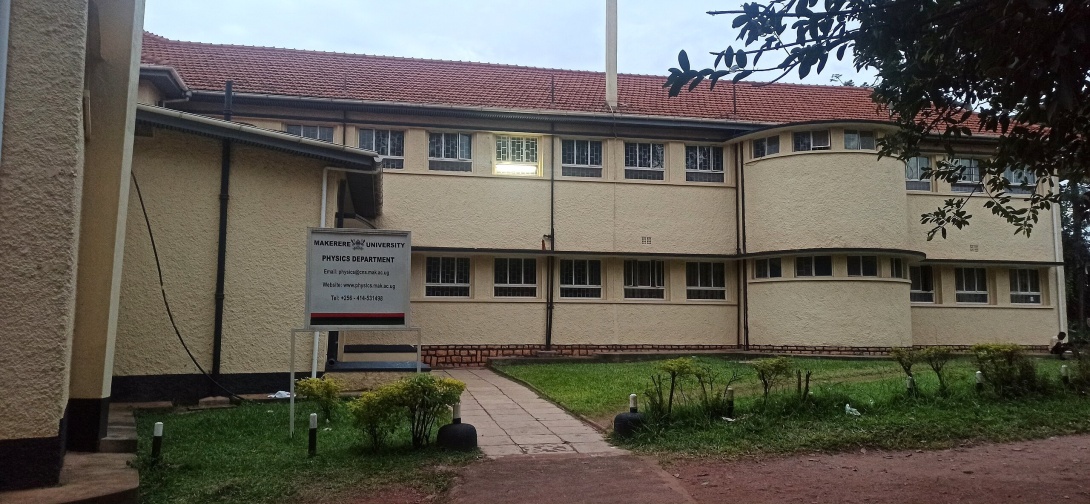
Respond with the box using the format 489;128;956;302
456;258;470;283
624;143;638;167
524;259;537;284
687;262;699;286
459;134;472;160
713;148;724;171
796;257;812;276
575;260;588;285
375;130;389;156
686;146;699;170
318;127;334;142
286;124;302;136
562;140;575;165
793;132;811;151
920;266;933;291
494;259;508;284
652;144;665;168
767;136;779;154
302;125;318;139
442;133;457;159
845;131;860;150
755;259;768;278
589;260;601;285
512;137;524;162
589;141;602;166
713;262;725;287
426;257;441;283
637;143;651;168
812;130;830;148
862;256;878;276
860;131;875;149
768;258;781;278
389;131;404;157
429;133;442;158
440;257;456;284
359;129;375;151
815;256;833;276
847;256;861;276
560;260;573;284
753;139;765;158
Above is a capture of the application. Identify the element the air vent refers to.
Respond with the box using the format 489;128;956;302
641;236;652;245
970;244;979;252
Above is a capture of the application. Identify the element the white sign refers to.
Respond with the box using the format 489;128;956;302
305;228;411;330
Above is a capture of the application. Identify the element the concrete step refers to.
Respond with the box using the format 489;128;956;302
99;437;138;454
326;360;430;372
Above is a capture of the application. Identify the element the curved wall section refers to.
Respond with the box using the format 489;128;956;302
744;152;909;253
747;279;912;347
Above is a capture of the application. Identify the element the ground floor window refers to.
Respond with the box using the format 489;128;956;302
796;256;832;277
494;258;537;297
909;265;934;302
754;258;782;279
560;259;602;298
425;257;470;297
955;267;988;303
847;255;878;277
1009;269;1041;304
686;262;725;300
624;259;665;299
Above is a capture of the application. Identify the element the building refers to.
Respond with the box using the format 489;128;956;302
109;33;1065;403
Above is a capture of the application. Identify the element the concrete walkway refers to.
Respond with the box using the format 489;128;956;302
439;369;624;457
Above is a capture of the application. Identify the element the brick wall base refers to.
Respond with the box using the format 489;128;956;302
421;344;1052;368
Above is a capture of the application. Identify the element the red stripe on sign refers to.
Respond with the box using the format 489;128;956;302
310;313;405;319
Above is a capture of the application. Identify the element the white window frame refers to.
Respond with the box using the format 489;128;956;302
792;130;831;152
955;267;989;303
909;265;935;303
890;258;905;279
754;258;782;279
685;145;725;182
559;259;602;299
950;158;983;192
425;257;471;297
494;258;537;298
623;259;666;299
752;135;780;158
286;124;335;143
494;135;540;176
846;255;879;277
844;130;876;150
686;261;726;300
428;132;473;172
1009;269;1041;304
906;156;932;191
623;141;666;180
561;139;603;178
1002;166;1038;195
359;128;405;169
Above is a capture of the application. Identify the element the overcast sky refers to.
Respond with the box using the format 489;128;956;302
144;0;874;86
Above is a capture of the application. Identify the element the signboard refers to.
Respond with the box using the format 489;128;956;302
305;228;411;330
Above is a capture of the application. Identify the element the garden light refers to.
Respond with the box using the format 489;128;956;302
437;401;478;451
725;387;735;418
1062;365;1070;385
152;421;164;459
308;413;318;457
975;371;984;392
613;393;645;438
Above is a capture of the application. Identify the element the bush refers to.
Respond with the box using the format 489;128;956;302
1068;351;1090;392
972;344;1043;397
889;348;919;378
693;364;738;420
349;388;400;452
388;374;465;449
644;357;697;423
920;347;955;393
751;357;793;398
295;376;344;422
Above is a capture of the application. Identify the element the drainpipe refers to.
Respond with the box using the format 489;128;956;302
737;143;749;349
211;81;233;381
0;0;11;167
1053;185;1067;334
544;125;556;351
734;144;743;348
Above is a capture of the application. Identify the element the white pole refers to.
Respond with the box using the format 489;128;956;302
290;330;296;438
311;332;320;379
416;328;422;373
313;168;331;378
605;0;618;108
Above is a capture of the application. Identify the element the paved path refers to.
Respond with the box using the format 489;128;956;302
439;369;624;457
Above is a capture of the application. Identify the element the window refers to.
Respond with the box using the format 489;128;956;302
1010;269;1041;304
686;262;726;300
359;129;405;168
890;258;905;279
844;130;876;150
560;259;601;298
286;124;334;143
796;256;832;277
495;135;539;175
847;256;878;277
909;265;934;302
425;257;470;297
752;135;780;158
792;130;831;152
624;260;666;299
950;158;983;192
906;156;932;191
685;145;725;182
623;142;665;180
1002;166;1038;195
561;139;603;177
955;267;988;303
494;258;537;297
428;132;473;172
754;258;782;279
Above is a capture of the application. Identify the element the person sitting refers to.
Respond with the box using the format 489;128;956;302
1050;332;1073;358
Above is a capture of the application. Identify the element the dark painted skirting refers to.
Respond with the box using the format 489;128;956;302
112;372;321;403
65;397;110;452
0;418;64;491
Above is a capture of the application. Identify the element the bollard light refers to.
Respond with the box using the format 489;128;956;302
725;387;735;418
1062;365;1070;385
975;371;984;392
452;402;462;424
152;421;164;459
437;401;478;451
308;413;318;457
628;393;638;413
614;392;646;438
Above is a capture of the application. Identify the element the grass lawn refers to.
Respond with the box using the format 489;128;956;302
134;401;476;504
494;356;1090;457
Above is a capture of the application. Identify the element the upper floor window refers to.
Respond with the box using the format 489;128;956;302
685;145;725;182
495;135;539;176
754;258;782;279
428;132;473;172
847;255;878;277
359;129;404;169
623;142;665;180
909;265;934;302
906;156;932;191
286;124;334;143
955;267;988;303
1009;269;1041;304
624;259;666;299
425;257;470;297
890;258;905;279
686;262;726;300
793;130;831;152
1002;166;1038;195
560;259;602;298
796;256;833;277
844;130;876;150
494;258;537;297
950;158;983;192
561;139;603;178
752;135;780;158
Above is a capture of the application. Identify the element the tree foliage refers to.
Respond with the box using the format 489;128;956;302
665;0;1090;237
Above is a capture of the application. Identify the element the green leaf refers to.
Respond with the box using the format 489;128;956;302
678;50;690;72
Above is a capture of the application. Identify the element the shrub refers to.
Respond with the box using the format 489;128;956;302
889;348;919;378
295;376;344;422
388;374;465;449
349;388;399;452
920;347;955;393
644;357;697;423
972;344;1043;397
795;368;813;400
693;363;738;420
751;357;793;398
1068;351;1090;392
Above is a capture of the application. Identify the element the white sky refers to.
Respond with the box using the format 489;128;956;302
144;0;874;85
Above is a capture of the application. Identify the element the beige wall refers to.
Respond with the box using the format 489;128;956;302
906;194;1055;261
136;80;159;105
0;0;89;441
911;306;1056;346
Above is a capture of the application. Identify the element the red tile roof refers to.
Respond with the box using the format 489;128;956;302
140;32;889;126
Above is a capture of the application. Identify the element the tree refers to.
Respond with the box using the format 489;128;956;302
664;0;1090;238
